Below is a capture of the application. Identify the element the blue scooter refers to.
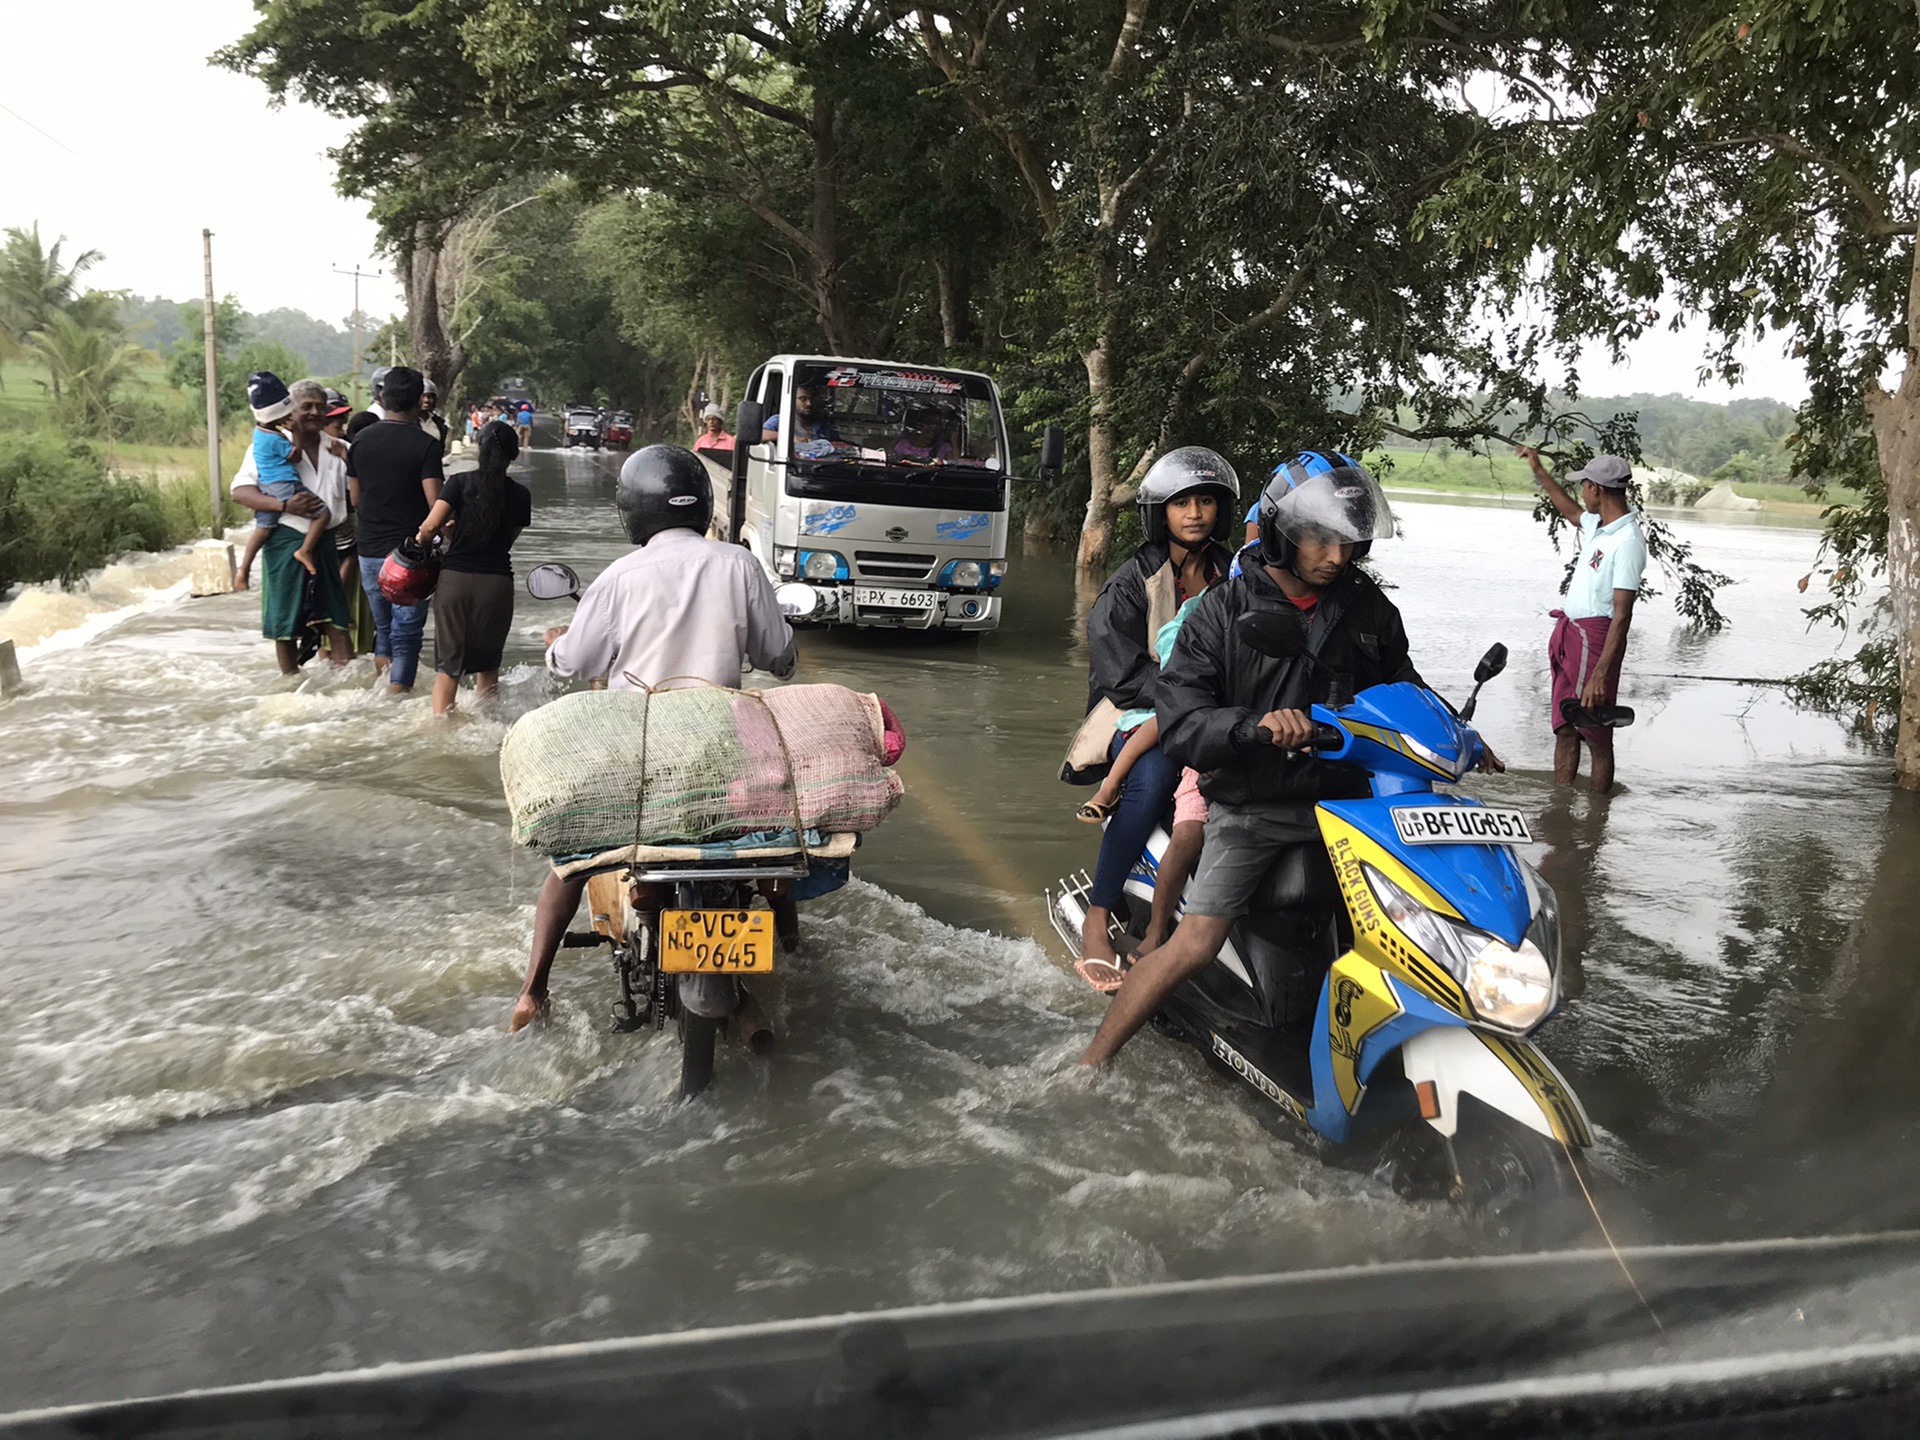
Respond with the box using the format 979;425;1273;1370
1050;607;1592;1232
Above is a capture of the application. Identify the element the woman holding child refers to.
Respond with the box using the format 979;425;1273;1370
230;375;354;673
1064;447;1240;988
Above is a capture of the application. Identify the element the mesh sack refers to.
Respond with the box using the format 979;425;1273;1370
499;683;903;855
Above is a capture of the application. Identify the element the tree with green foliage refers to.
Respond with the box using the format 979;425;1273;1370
22;311;156;435
1;223;106;403
1421;0;1919;781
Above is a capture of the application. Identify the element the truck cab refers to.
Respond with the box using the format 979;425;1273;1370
731;356;1013;632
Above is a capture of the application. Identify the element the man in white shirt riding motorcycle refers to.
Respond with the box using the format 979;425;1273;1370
510;445;797;1032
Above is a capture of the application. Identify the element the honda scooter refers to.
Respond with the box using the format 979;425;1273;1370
1050;606;1593;1232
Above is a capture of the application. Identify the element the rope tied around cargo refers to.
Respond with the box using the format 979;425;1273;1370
617;675;810;879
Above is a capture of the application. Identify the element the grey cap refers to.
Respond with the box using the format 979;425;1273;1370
1568;454;1632;489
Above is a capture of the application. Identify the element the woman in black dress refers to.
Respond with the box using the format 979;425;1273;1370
415;420;534;717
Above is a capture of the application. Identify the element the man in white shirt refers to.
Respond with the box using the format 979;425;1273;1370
1517;448;1648;794
512;445;797;1032
231;378;354;671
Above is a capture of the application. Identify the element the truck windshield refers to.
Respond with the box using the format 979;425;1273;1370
785;363;1004;470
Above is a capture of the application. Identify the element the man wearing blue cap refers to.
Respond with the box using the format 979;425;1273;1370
1517;447;1646;794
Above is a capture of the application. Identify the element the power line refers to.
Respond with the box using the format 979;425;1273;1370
0;102;81;157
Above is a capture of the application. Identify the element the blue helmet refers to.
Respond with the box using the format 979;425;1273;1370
1257;450;1394;570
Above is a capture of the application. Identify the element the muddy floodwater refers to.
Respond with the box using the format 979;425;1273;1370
1;445;1916;1411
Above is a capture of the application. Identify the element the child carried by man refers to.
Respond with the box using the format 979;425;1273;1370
234;370;328;590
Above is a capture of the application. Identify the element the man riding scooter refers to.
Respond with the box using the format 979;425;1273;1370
1078;452;1499;1066
510;445;798;1032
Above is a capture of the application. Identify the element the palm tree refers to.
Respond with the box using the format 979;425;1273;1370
1;223;105;402
24;311;154;434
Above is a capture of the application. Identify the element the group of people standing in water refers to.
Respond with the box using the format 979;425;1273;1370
229;365;533;718
1064;444;1644;1068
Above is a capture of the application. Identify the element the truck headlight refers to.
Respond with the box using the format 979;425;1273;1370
1363;864;1553;1032
940;559;985;588
799;550;848;580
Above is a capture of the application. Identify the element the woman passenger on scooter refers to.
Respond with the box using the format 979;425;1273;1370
1065;447;1239;983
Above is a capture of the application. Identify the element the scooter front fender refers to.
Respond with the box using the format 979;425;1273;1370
1400;1025;1592;1147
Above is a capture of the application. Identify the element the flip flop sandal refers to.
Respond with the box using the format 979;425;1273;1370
1074;954;1132;994
1075;800;1114;824
1559;699;1637;730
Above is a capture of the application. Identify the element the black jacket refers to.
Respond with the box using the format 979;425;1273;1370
1085;539;1233;713
1157;550;1424;807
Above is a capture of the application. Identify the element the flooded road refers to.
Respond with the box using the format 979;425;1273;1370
1;444;1914;1410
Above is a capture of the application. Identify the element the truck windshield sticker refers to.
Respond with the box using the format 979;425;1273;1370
825;367;967;396
802;503;858;535
935;512;991;542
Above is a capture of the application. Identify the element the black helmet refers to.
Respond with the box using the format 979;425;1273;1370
1257;451;1394;571
1136;446;1240;546
616;444;713;545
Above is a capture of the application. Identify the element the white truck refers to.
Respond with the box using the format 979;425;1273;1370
717;355;1061;634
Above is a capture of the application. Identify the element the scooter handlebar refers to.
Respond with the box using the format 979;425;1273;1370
1237;719;1346;753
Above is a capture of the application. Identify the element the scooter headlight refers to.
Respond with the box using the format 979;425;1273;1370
1363;864;1553;1032
1464;936;1553;1031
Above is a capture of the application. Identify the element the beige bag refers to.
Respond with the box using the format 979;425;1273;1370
1059;559;1183;784
1060;697;1125;783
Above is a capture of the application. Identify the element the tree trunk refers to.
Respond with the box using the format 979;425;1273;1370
1077;326;1120;570
934;256;971;351
1871;235;1920;790
401;223;468;397
808;95;855;353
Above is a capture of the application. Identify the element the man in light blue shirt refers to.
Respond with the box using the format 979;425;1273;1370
1517;448;1646;794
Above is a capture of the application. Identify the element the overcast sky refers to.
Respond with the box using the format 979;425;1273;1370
4;0;1807;404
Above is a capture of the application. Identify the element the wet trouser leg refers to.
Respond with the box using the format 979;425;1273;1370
386;597;430;690
357;556;394;666
1087;736;1180;912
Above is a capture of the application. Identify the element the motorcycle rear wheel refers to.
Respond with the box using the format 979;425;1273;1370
678;1014;721;1099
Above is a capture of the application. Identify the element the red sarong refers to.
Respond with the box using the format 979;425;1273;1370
1548;609;1621;750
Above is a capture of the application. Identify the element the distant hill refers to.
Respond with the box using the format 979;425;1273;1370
118;295;360;378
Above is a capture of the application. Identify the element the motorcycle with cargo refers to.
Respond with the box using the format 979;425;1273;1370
508;561;906;1097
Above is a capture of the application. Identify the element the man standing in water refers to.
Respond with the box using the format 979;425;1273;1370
348;366;444;694
1516;448;1646;795
510;445;797;1032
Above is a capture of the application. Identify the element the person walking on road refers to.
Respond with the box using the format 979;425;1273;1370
1516;447;1647;795
413;420;533;718
348;366;444;694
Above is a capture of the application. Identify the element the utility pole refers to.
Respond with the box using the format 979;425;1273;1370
201;230;222;536
333;262;379;408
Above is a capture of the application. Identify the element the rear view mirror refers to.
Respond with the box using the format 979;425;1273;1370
1236;603;1309;660
526;563;581;601
1039;425;1066;487
735;399;765;443
1458;641;1509;722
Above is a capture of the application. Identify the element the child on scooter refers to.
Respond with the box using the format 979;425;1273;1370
234;371;328;590
1074;598;1208;987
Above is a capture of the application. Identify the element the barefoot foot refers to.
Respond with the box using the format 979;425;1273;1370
508;992;549;1032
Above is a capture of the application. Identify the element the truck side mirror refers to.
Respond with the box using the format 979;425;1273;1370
729;400;766;545
1039;425;1066;487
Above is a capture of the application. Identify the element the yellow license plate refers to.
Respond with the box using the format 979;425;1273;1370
659;908;776;973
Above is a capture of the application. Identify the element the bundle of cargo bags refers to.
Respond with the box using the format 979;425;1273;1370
500;683;905;857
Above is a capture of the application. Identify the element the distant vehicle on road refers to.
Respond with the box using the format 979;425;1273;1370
564;406;603;449
604;411;634;448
